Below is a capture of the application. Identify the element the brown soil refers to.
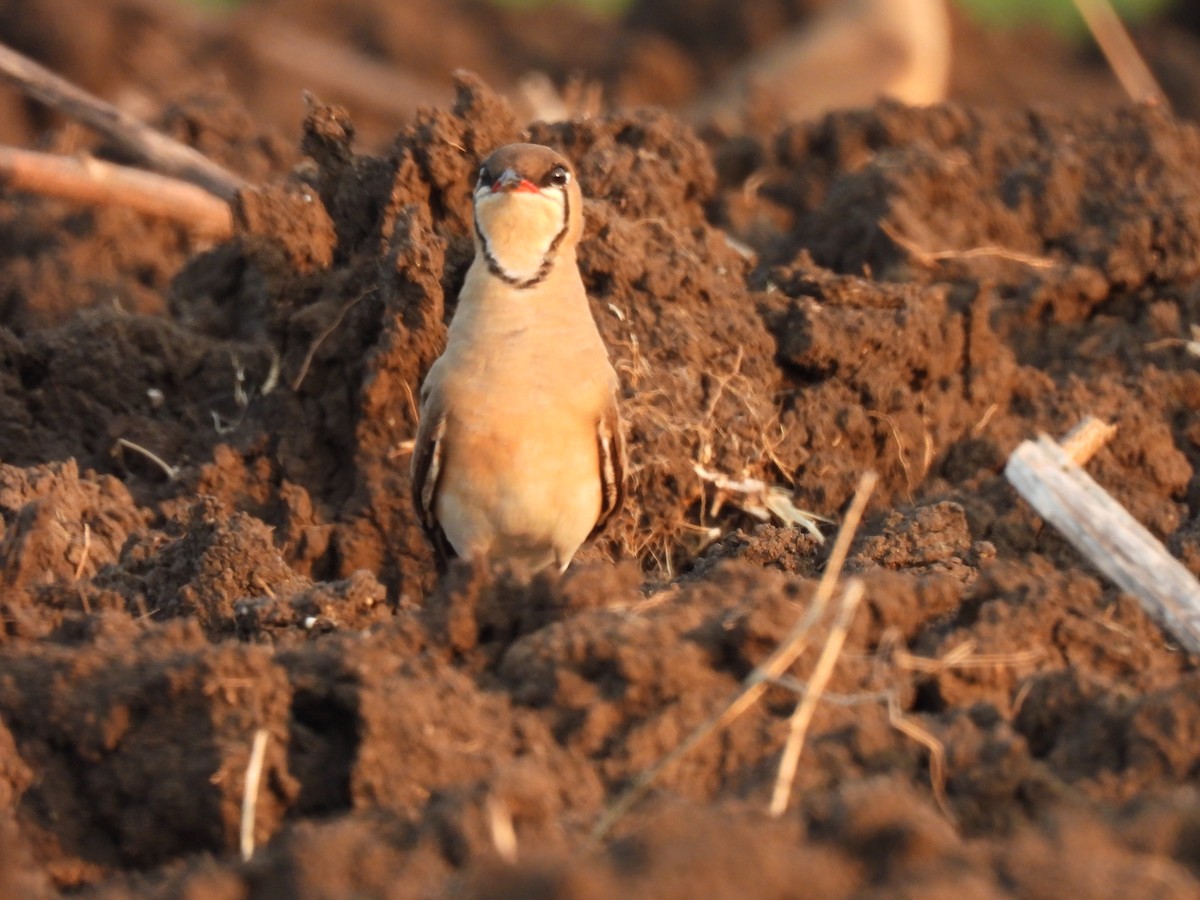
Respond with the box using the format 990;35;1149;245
4;0;1200;897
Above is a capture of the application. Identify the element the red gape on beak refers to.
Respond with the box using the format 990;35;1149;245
492;169;540;194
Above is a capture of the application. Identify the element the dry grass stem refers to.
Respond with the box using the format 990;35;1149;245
1144;324;1200;356
259;349;281;396
486;794;519;864
387;380;422;459
922;426;935;474
693;463;832;541
763;675;893;707
401;379;420;424
892;639;1044;674
888;694;952;820
769;578;865;816
870;631;1047;820
1011;680;1034;719
73;522;91;582
972;402;1000;436
388;439;416;460
881;222;1057;270
875;627;1044;675
292;291;371;391
591;470;878;842
114;438;179;481
239;728;269;862
1071;0;1169;109
703;348;744;419
0;146;234;237
866;411;915;495
617;330;786;565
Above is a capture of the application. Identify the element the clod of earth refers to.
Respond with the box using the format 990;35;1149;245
2;3;1200;895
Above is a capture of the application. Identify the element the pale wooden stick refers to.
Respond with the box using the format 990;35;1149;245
1005;429;1200;655
769;577;865;816
0;40;247;200
590;470;879;841
0;146;233;237
1071;0;1169;109
240;728;270;862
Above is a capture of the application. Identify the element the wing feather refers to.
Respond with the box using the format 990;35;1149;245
410;390;454;572
590;400;626;538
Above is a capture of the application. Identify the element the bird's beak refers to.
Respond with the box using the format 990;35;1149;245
492;169;540;194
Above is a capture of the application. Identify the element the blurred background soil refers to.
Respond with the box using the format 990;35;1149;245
3;0;1200;897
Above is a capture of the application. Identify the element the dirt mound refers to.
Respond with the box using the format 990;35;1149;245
3;1;1200;896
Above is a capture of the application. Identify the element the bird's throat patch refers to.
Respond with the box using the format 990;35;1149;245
474;190;569;289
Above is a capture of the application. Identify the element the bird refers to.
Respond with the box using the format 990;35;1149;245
410;143;625;576
687;0;952;127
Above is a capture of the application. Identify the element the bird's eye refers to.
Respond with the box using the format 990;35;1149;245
477;166;490;185
545;165;570;187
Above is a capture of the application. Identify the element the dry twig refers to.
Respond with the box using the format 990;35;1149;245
888;694;951;820
591;470;878;841
486;794;519;864
892;639;1043;673
0;146;234;237
114;438;179;481
1071;0;1169;109
770;578;865;816
240;728;270;862
880;222;1057;271
693;463;832;541
866;410;917;496
73;522;91;582
764;627;1044;821
0;40;247;200
292;291;372;391
1006;419;1200;654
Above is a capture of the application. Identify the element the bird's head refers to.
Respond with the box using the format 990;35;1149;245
472;143;583;289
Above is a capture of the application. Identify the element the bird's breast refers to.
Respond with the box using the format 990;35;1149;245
435;379;604;564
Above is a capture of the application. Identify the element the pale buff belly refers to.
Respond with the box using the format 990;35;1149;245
435;407;602;571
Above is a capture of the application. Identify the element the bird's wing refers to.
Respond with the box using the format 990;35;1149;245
410;384;454;571
590;399;627;538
